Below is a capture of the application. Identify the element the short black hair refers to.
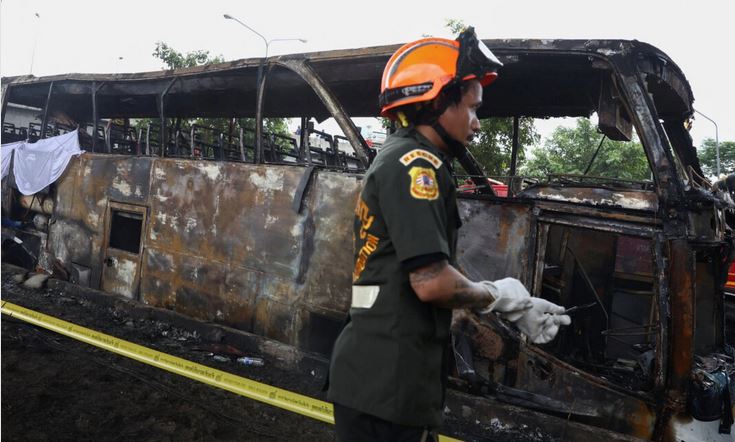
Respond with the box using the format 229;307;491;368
395;80;472;126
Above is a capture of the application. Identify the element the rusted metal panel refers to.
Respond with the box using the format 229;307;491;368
147;161;303;276
44;155;153;288
520;185;659;212
100;253;140;299
300;170;361;314
665;239;695;417
457;200;534;284
515;346;657;438
532;199;663;225
138;159;361;345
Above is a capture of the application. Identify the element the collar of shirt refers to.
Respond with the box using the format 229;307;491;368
395;126;451;163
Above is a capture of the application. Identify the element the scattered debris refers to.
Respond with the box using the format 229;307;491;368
236;357;265;367
22;272;50;289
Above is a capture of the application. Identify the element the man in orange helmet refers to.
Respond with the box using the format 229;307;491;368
328;27;570;441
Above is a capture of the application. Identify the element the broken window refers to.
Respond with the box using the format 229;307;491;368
108;210;143;254
538;224;656;391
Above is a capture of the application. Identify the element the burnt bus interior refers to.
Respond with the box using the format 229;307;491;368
2;40;730;433
1;62;366;170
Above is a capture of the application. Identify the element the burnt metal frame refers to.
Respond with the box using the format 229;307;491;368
0;84;9;124
91;81;106;153
159;78;178;157
274;58;370;169
510;50;697;438
40;81;54;139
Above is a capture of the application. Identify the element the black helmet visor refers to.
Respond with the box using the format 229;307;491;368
455;26;503;81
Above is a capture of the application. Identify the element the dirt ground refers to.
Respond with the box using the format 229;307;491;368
4;263;735;442
1;266;336;441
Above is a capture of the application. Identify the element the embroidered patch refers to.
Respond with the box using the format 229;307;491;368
399;149;443;169
408;167;439;200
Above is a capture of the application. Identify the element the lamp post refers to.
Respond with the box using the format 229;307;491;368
695;109;720;176
29;12;41;75
223;14;306;162
223;14;306;60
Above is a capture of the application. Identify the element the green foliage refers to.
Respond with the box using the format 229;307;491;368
442;19;538;178
468;117;539;176
445;19;467;35
521;118;650;180
152;42;224;69
698;138;735;177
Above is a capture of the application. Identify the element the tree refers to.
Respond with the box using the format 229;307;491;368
468;117;539;176
152;42;224;69
698;138;735;177
442;19;539;177
521;118;650;180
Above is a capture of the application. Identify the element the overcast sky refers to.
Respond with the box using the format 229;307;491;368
1;0;732;151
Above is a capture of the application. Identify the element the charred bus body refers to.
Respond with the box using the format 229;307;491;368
2;40;733;440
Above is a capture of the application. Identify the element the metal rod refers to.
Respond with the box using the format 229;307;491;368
105;122;111;153
191;126;196;157
239;126;245;161
159;78;178;157
583;135;607;175
40;81;54;139
565;247;609;324
254;64;271;164
1;84;10;125
694;109;720;176
300;116;311;165
510;116;519;176
91;82;105;152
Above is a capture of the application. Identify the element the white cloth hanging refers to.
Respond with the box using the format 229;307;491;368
12;130;84;195
1;140;24;179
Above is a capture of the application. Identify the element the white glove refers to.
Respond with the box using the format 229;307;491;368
477;278;533;319
506;298;571;344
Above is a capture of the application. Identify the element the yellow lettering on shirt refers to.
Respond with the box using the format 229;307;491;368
353;197;380;281
399;149;443;169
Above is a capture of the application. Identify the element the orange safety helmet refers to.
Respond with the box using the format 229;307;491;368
379;27;503;119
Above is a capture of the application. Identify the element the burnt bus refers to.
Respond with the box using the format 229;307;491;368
2;39;733;440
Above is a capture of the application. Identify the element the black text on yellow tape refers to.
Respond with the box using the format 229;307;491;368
1;301;462;441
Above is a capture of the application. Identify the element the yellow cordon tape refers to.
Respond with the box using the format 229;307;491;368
1;301;461;442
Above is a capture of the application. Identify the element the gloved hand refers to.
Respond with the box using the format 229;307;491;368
477;278;533;319
505;298;571;344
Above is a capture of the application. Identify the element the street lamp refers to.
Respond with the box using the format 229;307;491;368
29;12;41;75
223;13;306;162
694;109;720;176
223;14;307;60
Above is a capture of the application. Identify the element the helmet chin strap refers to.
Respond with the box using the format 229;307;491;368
431;121;494;195
431;121;466;159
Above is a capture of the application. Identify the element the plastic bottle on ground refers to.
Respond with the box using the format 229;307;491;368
236;356;265;367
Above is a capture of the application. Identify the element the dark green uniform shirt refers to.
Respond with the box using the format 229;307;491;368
328;127;461;427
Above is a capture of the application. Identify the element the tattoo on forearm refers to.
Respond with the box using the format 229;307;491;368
409;260;447;286
441;290;486;308
410;261;490;309
448;280;489;308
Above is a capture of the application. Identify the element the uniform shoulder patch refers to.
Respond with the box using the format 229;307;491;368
399;149;443;169
408;167;439;201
